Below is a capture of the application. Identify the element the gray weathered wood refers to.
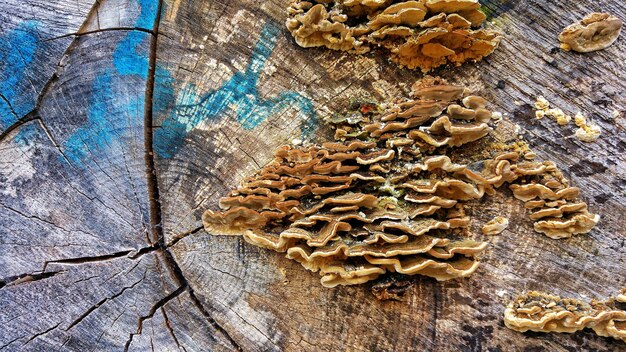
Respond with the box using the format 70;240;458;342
1;1;233;351
0;0;96;134
156;0;626;351
1;0;625;351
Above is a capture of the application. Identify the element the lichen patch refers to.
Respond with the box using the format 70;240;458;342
574;112;602;143
534;96;572;126
533;96;602;143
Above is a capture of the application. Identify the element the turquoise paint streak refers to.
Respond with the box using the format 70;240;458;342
154;23;318;159
113;31;149;78
0;21;39;128
13;121;39;146
63;0;156;164
135;0;158;30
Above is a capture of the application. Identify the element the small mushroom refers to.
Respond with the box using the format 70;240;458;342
482;216;509;235
559;13;623;53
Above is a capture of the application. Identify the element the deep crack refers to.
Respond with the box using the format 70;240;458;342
23;323;61;346
44;27;155;42
144;0;165;247
0;111;38;143
65;269;148;331
166;226;203;248
161;307;183;350
123;285;186;351
142;1;242;350
0;271;64;290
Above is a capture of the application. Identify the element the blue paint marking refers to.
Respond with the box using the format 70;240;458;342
113;31;150;78
154;23;318;159
13;121;39;146
62;0;157;164
0;21;39;128
136;0;159;30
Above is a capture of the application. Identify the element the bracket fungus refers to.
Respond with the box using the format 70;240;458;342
481;216;508;235
203;77;599;288
559;13;623;53
505;290;626;342
618;289;626;303
286;0;502;72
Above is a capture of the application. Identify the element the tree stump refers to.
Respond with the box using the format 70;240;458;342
1;0;625;351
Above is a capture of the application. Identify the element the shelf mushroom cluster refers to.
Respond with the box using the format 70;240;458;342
505;290;626;342
286;0;502;72
203;77;599;287
559;13;623;53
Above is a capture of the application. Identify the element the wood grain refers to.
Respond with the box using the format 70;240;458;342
1;1;230;351
157;0;625;351
0;0;96;134
1;0;625;351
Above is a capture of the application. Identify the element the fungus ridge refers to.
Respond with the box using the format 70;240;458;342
505;290;626;342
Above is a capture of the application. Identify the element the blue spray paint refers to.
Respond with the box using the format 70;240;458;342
63;32;150;164
135;0;159;30
0;21;39;128
154;23;318;159
113;31;150;78
13;121;39;146
62;1;156;165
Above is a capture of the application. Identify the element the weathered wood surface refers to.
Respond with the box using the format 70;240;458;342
1;0;625;351
1;0;232;350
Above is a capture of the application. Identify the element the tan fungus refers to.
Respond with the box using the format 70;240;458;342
505;290;626;343
203;78;599;288
559;13;623;53
286;0;501;72
482;216;508;235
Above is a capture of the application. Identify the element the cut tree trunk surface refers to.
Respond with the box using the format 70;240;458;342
1;0;625;351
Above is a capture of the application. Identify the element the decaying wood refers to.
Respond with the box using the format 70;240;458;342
1;1;233;350
1;0;625;351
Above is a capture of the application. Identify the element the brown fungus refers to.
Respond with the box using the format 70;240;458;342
559;13;623;53
203;78;599;288
286;2;369;53
482;216;508;235
505;290;626;343
286;0;502;72
618;288;626;303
